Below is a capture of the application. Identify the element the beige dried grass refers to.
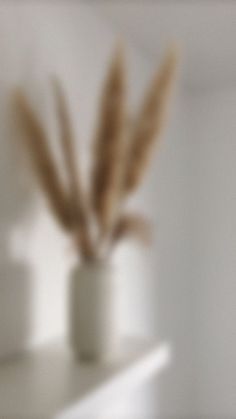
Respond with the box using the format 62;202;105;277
111;213;152;246
92;43;127;234
14;89;73;231
13;43;179;261
52;77;95;260
124;45;179;194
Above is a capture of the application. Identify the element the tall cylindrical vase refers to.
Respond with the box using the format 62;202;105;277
68;261;121;362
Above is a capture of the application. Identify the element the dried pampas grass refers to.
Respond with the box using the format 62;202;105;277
111;214;152;246
14;42;179;261
52;77;94;259
14;89;73;231
124;45;179;194
92;44;127;234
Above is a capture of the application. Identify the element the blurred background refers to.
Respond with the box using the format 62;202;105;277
0;1;235;418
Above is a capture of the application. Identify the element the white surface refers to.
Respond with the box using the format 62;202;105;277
0;337;170;419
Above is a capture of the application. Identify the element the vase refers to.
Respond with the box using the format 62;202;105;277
68;261;121;362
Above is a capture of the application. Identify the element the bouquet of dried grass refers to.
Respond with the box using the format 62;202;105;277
13;44;178;262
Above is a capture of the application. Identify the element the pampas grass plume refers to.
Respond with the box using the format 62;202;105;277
92;43;127;233
14;89;73;231
52;77;94;259
124;44;179;193
112;213;152;246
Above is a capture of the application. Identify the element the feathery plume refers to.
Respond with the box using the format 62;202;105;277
14;89;72;231
92;43;126;233
52;77;95;260
124;44;179;193
111;213;152;246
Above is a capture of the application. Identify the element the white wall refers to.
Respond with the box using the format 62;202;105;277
138;90;197;417
149;86;236;417
189;86;236;417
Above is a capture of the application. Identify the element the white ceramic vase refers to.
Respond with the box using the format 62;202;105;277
68;261;121;362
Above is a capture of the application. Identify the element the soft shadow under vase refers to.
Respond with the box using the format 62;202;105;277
68;261;121;362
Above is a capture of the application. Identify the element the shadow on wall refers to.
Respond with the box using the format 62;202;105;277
0;84;34;359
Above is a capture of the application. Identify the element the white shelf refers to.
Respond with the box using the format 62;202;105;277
0;337;170;419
